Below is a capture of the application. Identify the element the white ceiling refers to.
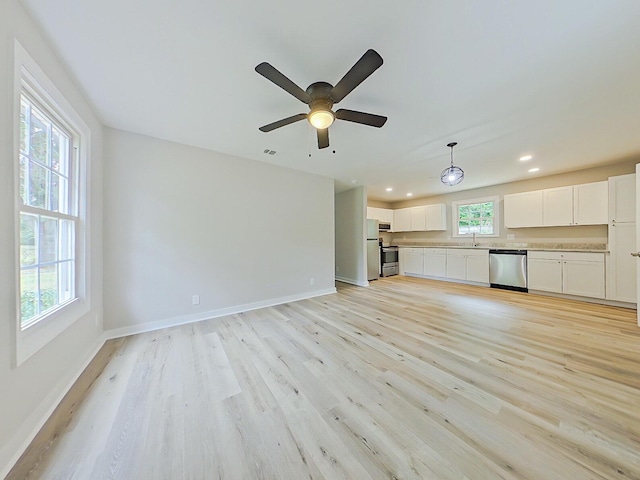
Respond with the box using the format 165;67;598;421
21;0;640;201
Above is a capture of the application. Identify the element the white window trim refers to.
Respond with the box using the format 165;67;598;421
13;40;92;367
451;195;500;238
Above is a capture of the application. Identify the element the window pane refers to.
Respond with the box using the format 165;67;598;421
39;264;58;313
28;160;48;208
20;101;28;154
469;203;482;218
49;172;69;213
20;213;38;266
19;154;27;205
39;216;58;264
59;219;75;261
21;267;38;326
458;220;469;235
481;219;494;234
30;110;49;165
459;205;469;220
51;127;69;176
469;219;481;233
481;202;493;217
59;260;74;304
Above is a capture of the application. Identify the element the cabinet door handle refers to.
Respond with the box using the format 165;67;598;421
631;252;640;257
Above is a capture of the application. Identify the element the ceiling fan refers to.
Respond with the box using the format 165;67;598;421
255;49;388;149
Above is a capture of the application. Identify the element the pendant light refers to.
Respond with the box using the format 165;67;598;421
440;142;464;186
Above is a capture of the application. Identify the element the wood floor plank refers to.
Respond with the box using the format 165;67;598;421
7;276;640;479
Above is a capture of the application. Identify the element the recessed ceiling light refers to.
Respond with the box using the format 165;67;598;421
520;155;533;161
386;187;393;192
528;167;540;173
406;193;413;197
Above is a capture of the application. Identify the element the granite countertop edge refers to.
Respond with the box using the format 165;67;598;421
393;243;608;253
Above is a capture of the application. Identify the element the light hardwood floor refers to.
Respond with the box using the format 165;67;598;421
8;277;640;479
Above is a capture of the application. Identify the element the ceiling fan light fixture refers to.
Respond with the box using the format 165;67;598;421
308;109;335;129
440;142;464;186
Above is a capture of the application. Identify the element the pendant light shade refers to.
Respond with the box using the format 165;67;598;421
440;142;464;186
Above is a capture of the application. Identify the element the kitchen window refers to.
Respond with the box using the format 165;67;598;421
14;40;90;365
452;196;499;237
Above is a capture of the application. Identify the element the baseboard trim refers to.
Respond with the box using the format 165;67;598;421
335;276;369;287
0;333;107;480
104;287;337;340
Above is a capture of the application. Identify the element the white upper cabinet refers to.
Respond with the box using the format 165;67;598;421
367;207;393;224
504;190;543;228
425;204;447;231
543;186;573;226
573;181;608;225
609;174;636;223
505;181;608;228
410;206;427;231
392;204;446;232
393;208;412;232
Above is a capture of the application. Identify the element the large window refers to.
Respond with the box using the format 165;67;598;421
18;94;78;328
452;196;499;237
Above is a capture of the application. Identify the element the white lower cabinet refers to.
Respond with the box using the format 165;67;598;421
423;248;447;277
527;256;563;293
528;251;605;298
563;258;605;298
446;249;489;283
445;251;467;280
403;248;424;275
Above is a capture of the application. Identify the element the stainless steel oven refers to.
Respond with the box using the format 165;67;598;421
381;246;399;277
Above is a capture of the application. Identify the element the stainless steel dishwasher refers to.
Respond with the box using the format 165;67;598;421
489;249;528;292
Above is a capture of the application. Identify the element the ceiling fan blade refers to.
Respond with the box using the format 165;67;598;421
259;113;308;132
330;49;383;103
335;109;387;128
255;62;311;104
317;128;329;149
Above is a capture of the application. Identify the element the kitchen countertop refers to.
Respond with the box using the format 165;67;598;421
393;242;608;253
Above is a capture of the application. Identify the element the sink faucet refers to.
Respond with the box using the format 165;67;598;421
472;232;478;247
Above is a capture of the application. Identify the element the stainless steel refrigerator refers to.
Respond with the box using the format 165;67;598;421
367;219;380;281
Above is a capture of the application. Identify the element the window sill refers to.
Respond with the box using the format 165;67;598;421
15;297;89;367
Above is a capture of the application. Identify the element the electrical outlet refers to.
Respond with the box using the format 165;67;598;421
192;294;200;305
310;278;315;286
507;234;515;240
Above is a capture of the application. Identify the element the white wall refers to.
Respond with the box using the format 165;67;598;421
335;187;368;286
103;128;335;334
0;0;104;475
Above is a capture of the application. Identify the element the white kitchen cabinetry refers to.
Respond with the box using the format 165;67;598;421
393;208;412;232
423;248;447;277
367;207;394;226
609;174;636;223
392;204;447;232
528;253;563;293
543;186;573;226
574;181;608;225
425;204;447;231
505;181;608;228
528;251;605;298
607;174;636;303
410;206;427;231
403;248;424;275
608;223;637;303
504;190;543;228
446;249;489;283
